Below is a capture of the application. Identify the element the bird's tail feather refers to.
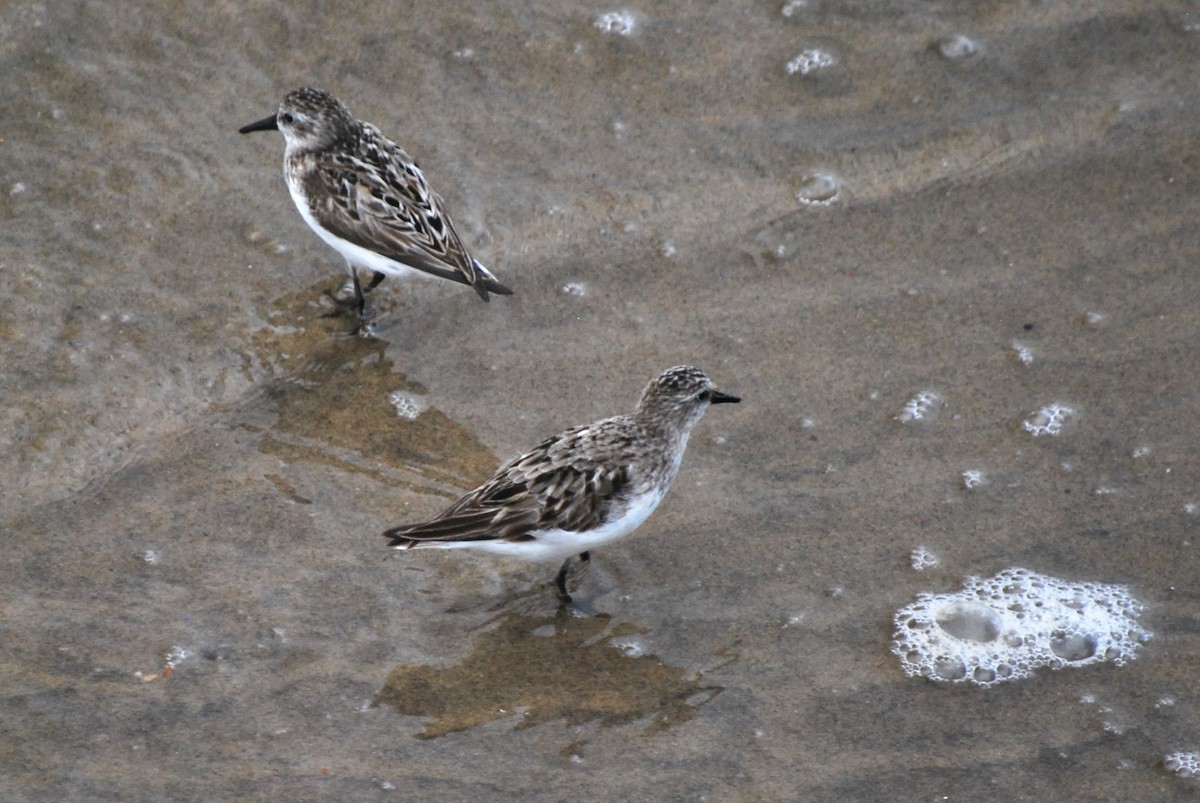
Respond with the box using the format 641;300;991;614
472;260;513;301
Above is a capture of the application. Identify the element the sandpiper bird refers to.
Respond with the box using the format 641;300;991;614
384;366;740;603
238;87;512;324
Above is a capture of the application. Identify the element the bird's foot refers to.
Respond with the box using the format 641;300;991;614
553;552;603;616
319;285;382;337
319;288;370;317
557;595;607;619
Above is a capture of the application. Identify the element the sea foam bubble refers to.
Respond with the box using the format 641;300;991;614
1165;751;1200;778
595;10;636;36
897;390;943;424
891;567;1150;687
786;49;835;76
388;391;428;420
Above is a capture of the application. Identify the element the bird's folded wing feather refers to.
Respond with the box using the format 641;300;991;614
385;427;633;545
306;142;485;290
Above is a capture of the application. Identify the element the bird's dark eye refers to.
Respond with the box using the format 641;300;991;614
698;390;712;402
280;112;295;124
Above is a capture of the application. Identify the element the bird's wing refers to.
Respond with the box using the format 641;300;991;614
304;129;505;299
384;426;633;546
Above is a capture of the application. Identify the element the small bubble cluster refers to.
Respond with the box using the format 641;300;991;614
910;547;939;571
936;34;979;60
165;645;191;670
1022;403;1075;437
781;0;808;17
595;10;636;36
388;391;428;421
611;637;645;657
1011;341;1034;366
786;49;834;76
1165;751;1200;777
795;173;841;206
898;390;943;424
891;567;1150;687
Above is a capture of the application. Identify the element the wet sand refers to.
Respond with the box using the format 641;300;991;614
3;1;1199;800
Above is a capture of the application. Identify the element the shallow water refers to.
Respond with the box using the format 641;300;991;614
3;1;1199;800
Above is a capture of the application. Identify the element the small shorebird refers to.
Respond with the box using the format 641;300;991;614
384;366;740;604
239;87;512;325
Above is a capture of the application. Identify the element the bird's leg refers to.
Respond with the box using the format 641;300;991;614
320;269;383;336
553;551;592;604
351;271;390;329
321;268;383;323
554;558;574;604
351;270;386;316
351;268;368;318
363;270;386;294
555;552;605;618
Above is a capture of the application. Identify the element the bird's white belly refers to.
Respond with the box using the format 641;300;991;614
288;183;420;279
425;488;667;563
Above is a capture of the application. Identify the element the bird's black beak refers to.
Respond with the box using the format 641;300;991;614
238;114;279;134
710;389;740;404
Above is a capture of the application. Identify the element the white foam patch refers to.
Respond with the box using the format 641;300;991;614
388;391;428;421
961;469;984;489
795;173;841;206
910;546;939;571
891;567;1150;687
786;49;835;75
1022;403;1074;436
165;645;191;669
611;637;645;658
936;34;980;60
781;0;809;17
898;390;943;424
1011;341;1034;366
595;10;636;36
1165;751;1200;778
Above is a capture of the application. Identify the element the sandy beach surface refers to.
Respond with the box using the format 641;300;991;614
3;2;1199;800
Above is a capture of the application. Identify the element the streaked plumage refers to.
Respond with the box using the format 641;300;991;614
384;366;740;602
238;87;511;321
